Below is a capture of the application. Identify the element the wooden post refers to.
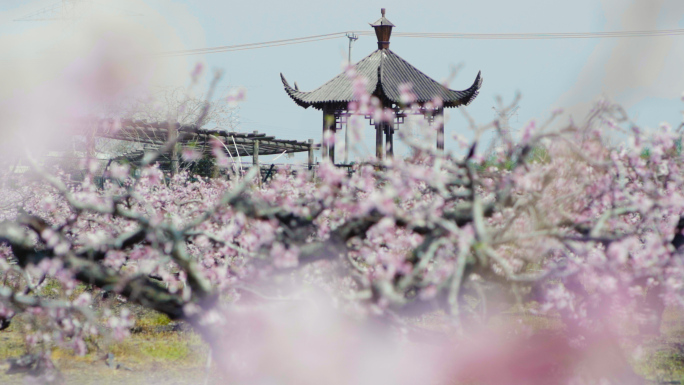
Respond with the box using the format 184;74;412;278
385;122;394;158
85;118;96;162
253;135;261;186
308;139;314;170
375;121;384;160
436;108;445;152
86;133;96;159
169;124;179;175
252;134;259;167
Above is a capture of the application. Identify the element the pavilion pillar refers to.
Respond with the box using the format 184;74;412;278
322;107;335;161
330;115;336;165
385;122;394;158
307;139;314;170
436;108;445;152
375;121;384;160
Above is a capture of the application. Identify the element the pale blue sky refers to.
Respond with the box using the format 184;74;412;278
2;0;684;161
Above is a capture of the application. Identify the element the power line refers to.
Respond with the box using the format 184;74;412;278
156;28;684;57
389;29;684;39
157;33;348;57
14;0;142;22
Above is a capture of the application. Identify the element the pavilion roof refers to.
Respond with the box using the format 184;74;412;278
281;49;482;110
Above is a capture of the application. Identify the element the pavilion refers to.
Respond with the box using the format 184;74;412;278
280;8;483;163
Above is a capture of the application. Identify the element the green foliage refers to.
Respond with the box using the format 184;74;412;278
478;155;512;172
479;145;550;172
636;137;682;160
528;146;551;164
186;155;217;179
36;279;63;299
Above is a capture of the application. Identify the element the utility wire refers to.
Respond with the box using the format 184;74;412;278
387;28;684;39
157;28;684;57
157;32;348;57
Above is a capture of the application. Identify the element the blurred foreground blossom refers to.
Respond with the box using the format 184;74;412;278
0;40;680;383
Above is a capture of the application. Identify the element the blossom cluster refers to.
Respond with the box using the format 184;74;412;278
1;82;683;382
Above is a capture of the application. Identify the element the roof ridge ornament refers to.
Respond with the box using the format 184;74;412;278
370;8;394;50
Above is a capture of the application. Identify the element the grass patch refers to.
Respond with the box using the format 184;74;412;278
136;337;192;361
0;330;26;361
628;307;684;383
491;311;563;332
0;311;209;381
134;311;171;330
634;344;684;384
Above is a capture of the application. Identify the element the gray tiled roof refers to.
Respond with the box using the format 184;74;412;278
281;49;482;110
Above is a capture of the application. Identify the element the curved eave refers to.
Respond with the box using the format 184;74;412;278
281;65;483;110
442;71;483;108
376;69;483;108
280;73;314;109
380;70;483;108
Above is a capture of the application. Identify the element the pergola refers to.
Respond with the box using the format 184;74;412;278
79;119;316;170
280;8;483;163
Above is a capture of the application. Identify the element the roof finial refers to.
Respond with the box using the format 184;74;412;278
370;8;395;50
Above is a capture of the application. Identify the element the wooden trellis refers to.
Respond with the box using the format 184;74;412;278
79;119;317;170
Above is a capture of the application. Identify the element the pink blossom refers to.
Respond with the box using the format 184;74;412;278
271;243;299;269
72;292;91;308
191;62;204;81
108;163;130;180
399;83;416;105
521;120;535;144
227;87;247;107
182;148;202;161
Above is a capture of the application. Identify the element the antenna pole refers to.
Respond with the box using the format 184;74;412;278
346;32;358;65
